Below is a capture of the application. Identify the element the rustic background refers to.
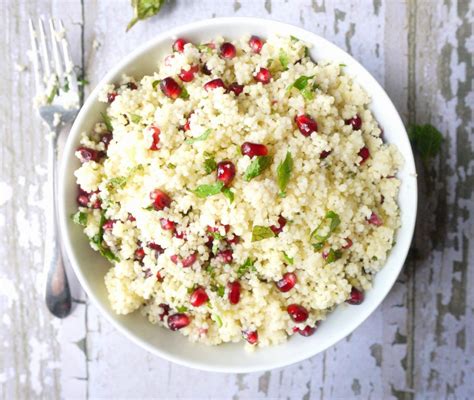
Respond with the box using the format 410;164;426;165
1;0;473;399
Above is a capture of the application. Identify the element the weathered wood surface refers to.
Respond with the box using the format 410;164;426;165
0;0;472;398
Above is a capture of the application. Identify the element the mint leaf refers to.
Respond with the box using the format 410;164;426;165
211;314;223;327
127;0;164;31
101;112;113;132
310;211;341;249
204;157;217;174
186;129;211;144
130;114;141;123
180;86;190;100
290;35;299;42
251;226;275;242
325;248;342;264
244;156;272;182
91;212;119;262
282;251;294;265
408;124;443;161
221;187;235;203
192;181;224;198
152;80;160;89
176;305;188;312
277;151;293;197
279;49;289;69
237;257;255;278
71;211;88;226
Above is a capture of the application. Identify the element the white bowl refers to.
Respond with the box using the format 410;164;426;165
59;17;417;373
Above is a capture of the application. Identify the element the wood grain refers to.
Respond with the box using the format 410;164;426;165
0;0;472;399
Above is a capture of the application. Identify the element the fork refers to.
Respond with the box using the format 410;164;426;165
29;18;80;318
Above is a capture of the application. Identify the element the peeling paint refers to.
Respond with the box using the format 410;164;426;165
264;0;271;14
370;343;383;367
311;0;325;13
233;0;241;12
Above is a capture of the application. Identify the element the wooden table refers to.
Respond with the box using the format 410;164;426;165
1;0;473;398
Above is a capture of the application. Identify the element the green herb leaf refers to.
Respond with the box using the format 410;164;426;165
325;249;342;264
71;211;88;226
203;157;217;174
277;151;293;197
221;187;235;203
63;81;70;92
192;181;224;198
339;63;347;67
106;176;127;191
197;44;213;53
290;35;299;42
211;314;223;327
91;212;119;262
237;257;255;278
47;84;59;104
101;112;113;132
251;226;275;242
217;285;225;297
301;87;314;100
408;124;443;161
152;79;161;89
167;163;176;169
288;75;314;92
127;0;164;31
144;205;154;211
130;114;141;123
244;156;272;182
186;128;211;144
176;305;188;312
310;211;341;249
279;49;289;69
282;251;294;265
179;86;190;100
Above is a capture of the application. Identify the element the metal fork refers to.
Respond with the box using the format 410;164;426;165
29;18;80;318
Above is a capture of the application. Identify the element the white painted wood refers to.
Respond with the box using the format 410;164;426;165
1;0;472;399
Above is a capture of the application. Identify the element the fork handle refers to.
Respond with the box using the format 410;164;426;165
44;133;72;318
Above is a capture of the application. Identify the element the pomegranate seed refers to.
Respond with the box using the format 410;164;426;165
128;214;136;222
156;271;164;282
90;192;101;209
148;126;161;151
150;189;172;211
241;142;268;158
76;147;101;163
204;78;226;91
100;133;113;149
242;330;258;345
227;281;241;304
107;91;117;103
228;82;244;96
270;216;287;235
226;235;240;245
160;218;176;231
342;238;353;249
276;272;297;292
173;38;188;53
217;249;233;264
179;65;199;82
160;77;182;99
201;64;212;75
183;119;191;131
181;253;198;268
254;67;271;84
77;193;90;207
168;313;190;330
346;287;364;305
249;35;264;53
220;42;236;59
103;219;115;231
367;212;383;226
295;325;317;337
190;287;209;307
134;247;145;261
148;242;164;253
216;161;236;187
170;255;179;264
287;304;309;322
320;150;332;159
345;114;362;130
358;146;370;164
295;114;318;137
174;230;186;239
158;303;169;320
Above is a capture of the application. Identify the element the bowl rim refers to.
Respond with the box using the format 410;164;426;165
59;16;417;373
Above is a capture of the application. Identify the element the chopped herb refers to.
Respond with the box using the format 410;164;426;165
197;44;213;53
167;163;176;169
71;211;88;226
279;49;289;69
46;84;59;104
277;151;293;197
408;124;443;161
290;35;299;42
304;46;310;58
144;205;154;211
243;155;272;182
211;314;223;328
130;114;141;123
221;187;235;203
127;0;164;31
211;284;226;298
91;212;119;262
211;240;220;255
106;176;127;190
310;211;341;251
101;112;113;132
237;257;255;278
203;157;217;174
152;80;160;89
301;87;314;100
176;305;188;312
192;181;224;198
282;251;294;265
325;248;342;264
339;63;347;67
209;231;224;241
180;86;190;100
186;128;211;144
372;256;378;261
251;226;275;242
